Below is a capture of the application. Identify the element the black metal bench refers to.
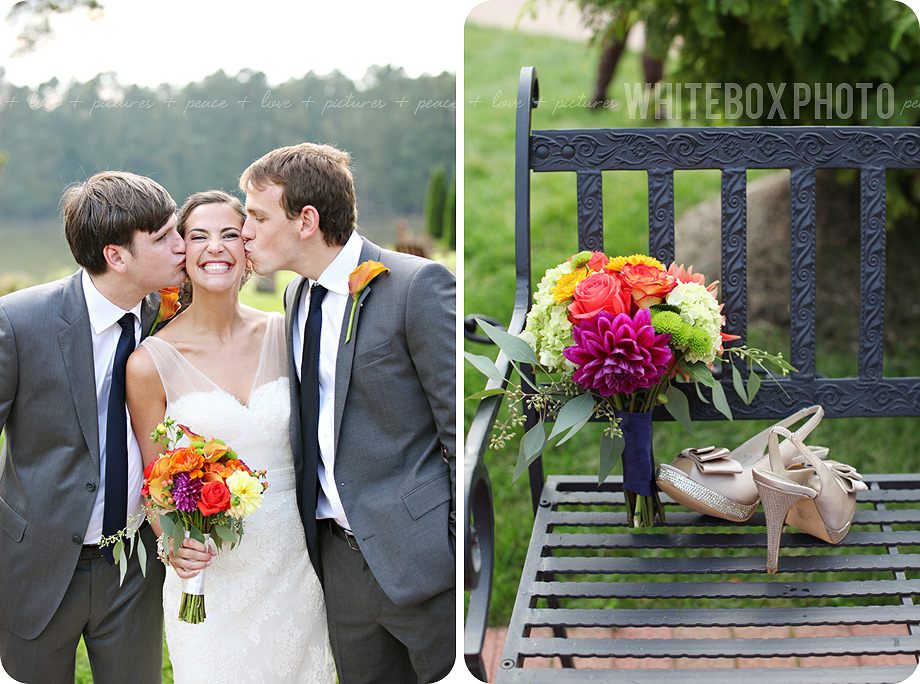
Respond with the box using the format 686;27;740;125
464;66;920;683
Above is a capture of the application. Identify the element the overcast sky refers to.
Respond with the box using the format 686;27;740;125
0;0;478;87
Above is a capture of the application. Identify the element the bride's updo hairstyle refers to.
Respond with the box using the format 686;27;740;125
176;190;250;306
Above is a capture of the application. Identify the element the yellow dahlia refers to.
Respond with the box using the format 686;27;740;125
226;470;264;519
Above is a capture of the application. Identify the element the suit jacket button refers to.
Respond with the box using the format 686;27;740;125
86;482;97;492
72;535;82;544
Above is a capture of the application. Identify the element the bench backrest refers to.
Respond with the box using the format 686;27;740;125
514;66;920;424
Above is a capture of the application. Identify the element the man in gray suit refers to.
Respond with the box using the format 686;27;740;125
238;142;455;682
0;171;186;683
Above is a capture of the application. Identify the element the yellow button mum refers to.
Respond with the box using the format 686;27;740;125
605;254;664;273
552;268;588;303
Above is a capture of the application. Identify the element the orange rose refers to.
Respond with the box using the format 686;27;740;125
567;272;632;323
198;481;232;515
619;263;677;309
586;251;609;272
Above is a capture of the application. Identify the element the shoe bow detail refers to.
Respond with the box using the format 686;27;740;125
679;446;741;474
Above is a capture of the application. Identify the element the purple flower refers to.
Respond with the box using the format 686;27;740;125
563;308;673;396
171;471;203;513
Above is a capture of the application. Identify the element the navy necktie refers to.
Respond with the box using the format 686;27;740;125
300;283;327;554
101;313;135;564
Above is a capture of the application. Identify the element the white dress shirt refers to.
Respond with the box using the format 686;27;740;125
293;230;363;531
81;270;145;544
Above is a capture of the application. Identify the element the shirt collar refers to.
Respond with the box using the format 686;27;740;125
314;231;364;297
81;270;142;335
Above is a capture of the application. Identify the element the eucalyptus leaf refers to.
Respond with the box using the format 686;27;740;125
476;318;539;365
731;363;751;405
188;526;205;544
548;393;595;441
746;369;762;402
513;421;547;482
664;384;693;434
711;381;734;421
555;415;593;446
113;539;124;564
694;379;711;404
464;387;509;401
598;432;624;484
136;535;147;577
463;352;505;383
127;531;135;560
118;549;128;586
213;524;238;544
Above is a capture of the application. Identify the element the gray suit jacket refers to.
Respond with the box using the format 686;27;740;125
285;238;456;609
0;271;160;639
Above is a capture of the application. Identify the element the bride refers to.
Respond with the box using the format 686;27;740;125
126;190;335;683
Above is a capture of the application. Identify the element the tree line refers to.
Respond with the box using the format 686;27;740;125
0;64;455;223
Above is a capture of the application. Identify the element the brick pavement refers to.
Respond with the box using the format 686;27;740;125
478;624;917;681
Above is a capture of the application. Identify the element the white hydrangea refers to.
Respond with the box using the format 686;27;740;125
666;282;722;364
521;261;577;375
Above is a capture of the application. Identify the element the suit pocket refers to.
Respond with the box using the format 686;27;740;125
353;340;394;369
402;472;450;520
0;497;26;543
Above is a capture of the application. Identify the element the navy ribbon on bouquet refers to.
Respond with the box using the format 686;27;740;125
616;409;656;497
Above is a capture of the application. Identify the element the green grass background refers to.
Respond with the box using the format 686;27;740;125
463;22;920;626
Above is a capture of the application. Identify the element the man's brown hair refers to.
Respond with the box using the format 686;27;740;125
61;171;176;275
239;142;357;246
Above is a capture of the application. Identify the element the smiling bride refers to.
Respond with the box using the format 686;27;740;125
125;190;335;683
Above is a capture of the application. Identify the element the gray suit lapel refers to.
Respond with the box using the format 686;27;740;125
58;272;100;467
333;240;381;449
286;276;308;460
139;291;160;340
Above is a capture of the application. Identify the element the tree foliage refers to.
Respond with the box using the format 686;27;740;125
572;0;920;125
0;66;455;221
425;165;447;240
6;0;104;55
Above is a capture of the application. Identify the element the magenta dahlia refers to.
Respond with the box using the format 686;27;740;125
562;308;673;396
171;471;204;513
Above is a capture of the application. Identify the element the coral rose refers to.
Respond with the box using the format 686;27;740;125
619;263;677;309
198;480;232;515
567;272;632;324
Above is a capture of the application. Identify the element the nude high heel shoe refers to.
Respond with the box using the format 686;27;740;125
655;405;829;522
752;426;868;574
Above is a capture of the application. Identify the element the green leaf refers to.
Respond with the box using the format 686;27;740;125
598;432;624;484
746;369;762;403
694;379;711;404
136;534;147;577
711;381;734;421
127;531;135;560
548;393;595;442
680;360;716;387
113;539;124;564
513;421;547;482
118;550;128;586
213;524;238;545
464;387;508;402
664;385;693;434
476;318;539;365
188;526;205;544
731;363;751;405
158;513;176;541
463;352;504;384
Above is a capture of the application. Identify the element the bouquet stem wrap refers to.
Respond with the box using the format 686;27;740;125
178;531;210;623
616;410;664;526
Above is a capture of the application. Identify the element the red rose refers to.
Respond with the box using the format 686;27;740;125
567;272;632;323
197;481;231;516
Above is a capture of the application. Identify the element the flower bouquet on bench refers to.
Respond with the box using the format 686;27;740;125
466;250;794;526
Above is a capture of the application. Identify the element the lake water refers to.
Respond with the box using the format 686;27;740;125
0;214;422;286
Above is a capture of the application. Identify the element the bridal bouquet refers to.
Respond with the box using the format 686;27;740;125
466;251;794;526
106;418;267;623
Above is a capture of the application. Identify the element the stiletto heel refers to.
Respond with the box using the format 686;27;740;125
656;405;828;522
755;479;811;574
752;426;868;574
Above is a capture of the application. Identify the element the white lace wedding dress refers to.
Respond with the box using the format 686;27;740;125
141;313;335;684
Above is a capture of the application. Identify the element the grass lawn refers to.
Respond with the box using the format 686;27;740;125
463;22;920;626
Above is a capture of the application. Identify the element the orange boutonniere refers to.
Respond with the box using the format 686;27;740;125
149;287;181;335
346;260;389;343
